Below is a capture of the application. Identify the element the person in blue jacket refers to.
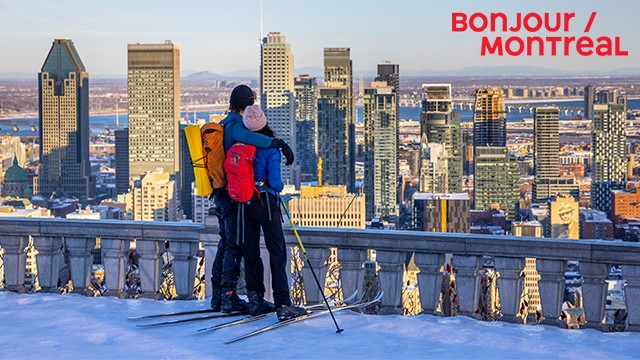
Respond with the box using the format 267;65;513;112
211;85;295;313
240;104;306;321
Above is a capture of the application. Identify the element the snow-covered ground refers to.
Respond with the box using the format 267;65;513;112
1;291;638;360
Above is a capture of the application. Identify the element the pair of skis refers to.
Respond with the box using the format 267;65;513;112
195;291;360;333
129;291;359;328
128;290;383;343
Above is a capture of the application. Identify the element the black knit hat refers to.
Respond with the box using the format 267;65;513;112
230;85;255;109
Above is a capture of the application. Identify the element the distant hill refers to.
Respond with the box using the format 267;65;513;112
3;65;640;82
183;71;233;82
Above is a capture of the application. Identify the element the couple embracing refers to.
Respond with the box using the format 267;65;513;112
210;85;305;321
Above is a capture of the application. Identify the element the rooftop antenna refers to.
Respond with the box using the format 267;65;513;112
260;0;263;42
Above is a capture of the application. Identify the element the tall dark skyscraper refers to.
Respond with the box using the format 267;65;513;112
420;84;462;193
319;48;355;191
36;39;95;198
318;87;350;188
592;103;627;215
473;88;506;147
532;107;578;202
115;128;129;195
584;85;595;120
294;74;318;182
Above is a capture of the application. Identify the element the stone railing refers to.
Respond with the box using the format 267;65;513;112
0;218;203;299
1;217;640;332
279;228;640;331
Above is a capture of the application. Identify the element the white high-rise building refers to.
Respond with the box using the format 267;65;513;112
261;32;295;184
419;142;448;194
129;170;181;222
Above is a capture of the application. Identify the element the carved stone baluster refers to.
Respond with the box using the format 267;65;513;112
135;239;161;299
414;252;445;314
169;240;200;299
580;262;608;328
0;236;25;293
494;257;524;322
621;265;640;332
537;259;566;326
202;215;219;298
65;237;97;295
301;247;328;305
32;236;63;292
100;238;129;297
339;249;364;299
453;255;480;316
376;250;404;314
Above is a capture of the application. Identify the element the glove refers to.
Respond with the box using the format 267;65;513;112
270;138;295;166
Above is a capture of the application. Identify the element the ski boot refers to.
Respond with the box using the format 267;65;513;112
210;288;222;312
221;290;250;314
277;304;307;321
247;291;275;316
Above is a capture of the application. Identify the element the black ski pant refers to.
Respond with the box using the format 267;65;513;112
211;190;242;293
242;192;291;308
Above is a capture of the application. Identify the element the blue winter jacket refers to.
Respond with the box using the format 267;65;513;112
254;148;284;196
220;112;273;153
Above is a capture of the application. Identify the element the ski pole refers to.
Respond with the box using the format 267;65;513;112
278;194;344;334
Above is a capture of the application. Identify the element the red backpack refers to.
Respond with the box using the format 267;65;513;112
224;143;259;203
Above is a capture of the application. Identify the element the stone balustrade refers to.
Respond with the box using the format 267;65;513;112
1;217;640;332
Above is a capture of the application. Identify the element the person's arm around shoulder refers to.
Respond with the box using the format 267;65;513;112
231;123;273;148
232;123;295;166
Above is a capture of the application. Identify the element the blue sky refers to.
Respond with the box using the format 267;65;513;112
0;0;637;75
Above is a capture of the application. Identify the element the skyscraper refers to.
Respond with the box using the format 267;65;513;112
127;42;180;182
261;32;296;184
592;103;627;215
318;48;355;191
36;39;95;198
363;82;397;220
114;128;129;195
421;84;463;192
584;85;595;120
375;63;400;174
294;74;318;182
532;107;579;202
473;88;506;147
474;147;520;221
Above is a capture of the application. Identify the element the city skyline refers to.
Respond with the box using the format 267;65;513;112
0;0;638;75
